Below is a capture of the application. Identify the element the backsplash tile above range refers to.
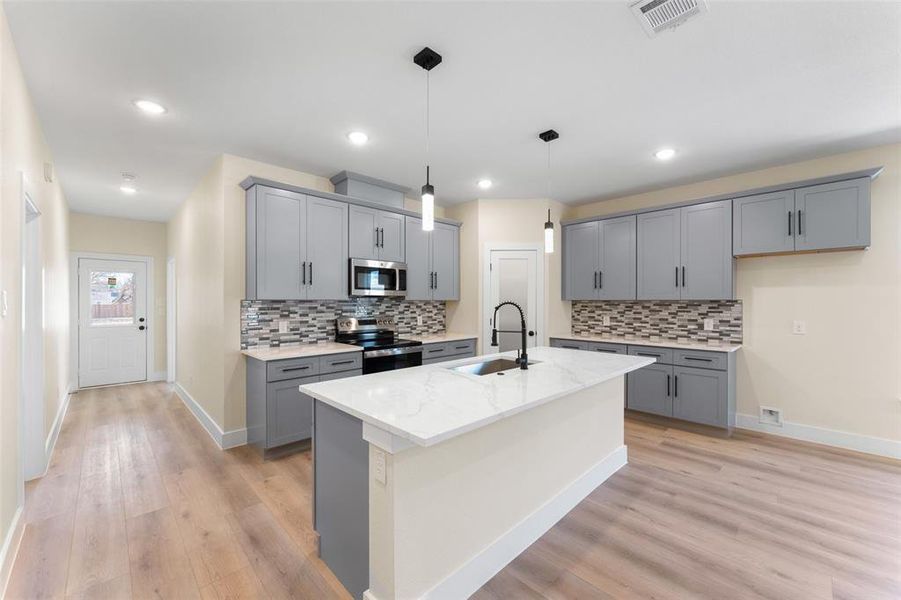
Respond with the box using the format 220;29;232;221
241;298;445;349
572;300;742;345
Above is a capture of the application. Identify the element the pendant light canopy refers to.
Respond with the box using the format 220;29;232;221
414;47;442;232
539;129;559;253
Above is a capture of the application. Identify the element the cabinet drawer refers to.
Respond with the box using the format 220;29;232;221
267;357;320;382
319;370;362;382
673;349;727;371
549;338;588;351
445;339;476;357
628;345;673;364
588;342;627;355
422;343;449;359
320;352;363;375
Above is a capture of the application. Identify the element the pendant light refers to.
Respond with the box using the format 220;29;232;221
539;129;559;253
414;47;442;231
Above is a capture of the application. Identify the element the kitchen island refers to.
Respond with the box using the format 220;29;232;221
301;346;654;600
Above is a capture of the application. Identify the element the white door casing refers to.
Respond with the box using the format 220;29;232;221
484;248;542;354
78;258;148;387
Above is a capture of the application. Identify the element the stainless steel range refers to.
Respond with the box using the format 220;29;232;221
335;317;422;374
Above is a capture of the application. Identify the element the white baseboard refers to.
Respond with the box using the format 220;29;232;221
173;383;246;450
149;370;167;382
735;413;901;459
0;506;25;599
35;387;72;480
417;444;628;600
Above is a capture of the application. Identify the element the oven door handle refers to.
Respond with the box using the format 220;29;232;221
364;346;424;358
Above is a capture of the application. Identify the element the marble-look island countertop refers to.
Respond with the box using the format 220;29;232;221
549;333;742;353
300;346;653;448
242;342;361;361
404;332;478;344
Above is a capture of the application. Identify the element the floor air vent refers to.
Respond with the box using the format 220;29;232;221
631;0;708;37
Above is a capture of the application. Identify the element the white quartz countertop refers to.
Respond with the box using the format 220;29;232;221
300;346;653;448
404;332;478;344
242;342;362;362
549;333;742;353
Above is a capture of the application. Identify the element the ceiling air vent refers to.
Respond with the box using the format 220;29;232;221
630;0;708;37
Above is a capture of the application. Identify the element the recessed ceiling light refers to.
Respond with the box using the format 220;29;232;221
120;184;137;195
347;131;369;146
133;99;167;115
654;148;677;161
477;179;493;190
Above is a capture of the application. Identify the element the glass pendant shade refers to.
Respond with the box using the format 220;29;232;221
544;209;554;254
421;182;435;231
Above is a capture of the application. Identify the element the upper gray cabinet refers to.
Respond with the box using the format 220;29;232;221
349;205;405;263
733;177;870;256
638;201;733;301
563;216;636;301
405;217;460;301
246;185;348;300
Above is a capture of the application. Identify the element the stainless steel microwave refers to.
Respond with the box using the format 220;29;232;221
349;259;407;297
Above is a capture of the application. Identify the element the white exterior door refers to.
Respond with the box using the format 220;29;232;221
486;249;540;353
78;258;148;387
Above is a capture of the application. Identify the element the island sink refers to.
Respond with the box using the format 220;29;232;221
449;357;540;376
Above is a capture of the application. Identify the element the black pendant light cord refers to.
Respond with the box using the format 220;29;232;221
425;70;430;185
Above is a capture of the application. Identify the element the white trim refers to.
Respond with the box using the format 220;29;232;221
35;387;72;480
150;371;167;382
736;413;901;459
166;257;176;383
0;506;25;600
173;383;247;450
481;243;546;353
416;445;628;600
69;251;154;390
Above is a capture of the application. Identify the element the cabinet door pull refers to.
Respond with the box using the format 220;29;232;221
375;227;379;247
593;271;598;289
599;270;603;289
675;266;679;287
434;272;438;289
797;210;803;235
379;227;384;248
282;365;310;372
455;344;469;350
682;266;686;287
667;374;671;397
674;375;678;397
309;262;313;286
685;356;712;362
637;352;661;358
788;211;793;236
301;261;306;285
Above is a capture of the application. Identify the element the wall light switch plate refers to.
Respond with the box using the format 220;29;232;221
602;315;611;326
703;318;715;331
792;320;807;335
278;320;289;334
417;315;423;326
0;290;6;317
373;449;387;485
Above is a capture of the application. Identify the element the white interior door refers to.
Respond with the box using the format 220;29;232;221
486;249;539;353
78;258;148;387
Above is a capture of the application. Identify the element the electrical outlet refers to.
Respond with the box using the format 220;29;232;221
602;315;611;326
417;315;423;326
278;320;289;334
373;449;387;485
703;318;715;331
792;320;807;335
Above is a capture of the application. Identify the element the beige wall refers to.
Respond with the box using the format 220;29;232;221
0;3;71;576
446;198;571;352
69;212;168;375
566;144;901;442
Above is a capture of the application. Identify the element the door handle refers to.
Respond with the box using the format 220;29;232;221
380;228;385;247
302;261;306;285
138;325;146;331
434;272;438;289
375;227;379;247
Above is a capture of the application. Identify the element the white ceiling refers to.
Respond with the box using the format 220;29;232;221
5;1;900;221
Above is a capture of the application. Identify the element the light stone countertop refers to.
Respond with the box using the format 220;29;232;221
242;342;362;362
300;346;653;448
404;332;478;344
549;333;742;353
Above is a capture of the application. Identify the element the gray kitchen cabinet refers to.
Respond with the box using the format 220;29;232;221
637;208;681;300
732;177;871;256
626;363;672;417
672;365;728;427
421;338;477;365
563;221;599;300
245;352;362;453
549;338;589;351
349;205;406;262
246;185;348;300
680;200;733;300
563;216;636;301
588;342;627;354
732;190;796;255
794;178;870;252
404;217;460;301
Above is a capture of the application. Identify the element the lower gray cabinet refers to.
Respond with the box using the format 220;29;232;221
672;366;727;427
421;339;477;365
267;376;317;448
626;363;672;417
588;342;627;354
549;337;589;351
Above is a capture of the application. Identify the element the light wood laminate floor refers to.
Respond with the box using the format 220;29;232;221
6;383;900;599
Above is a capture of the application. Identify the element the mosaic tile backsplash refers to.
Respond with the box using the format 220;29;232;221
571;300;743;344
241;298;446;349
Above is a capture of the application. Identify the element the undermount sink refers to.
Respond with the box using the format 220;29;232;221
449;357;540;376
